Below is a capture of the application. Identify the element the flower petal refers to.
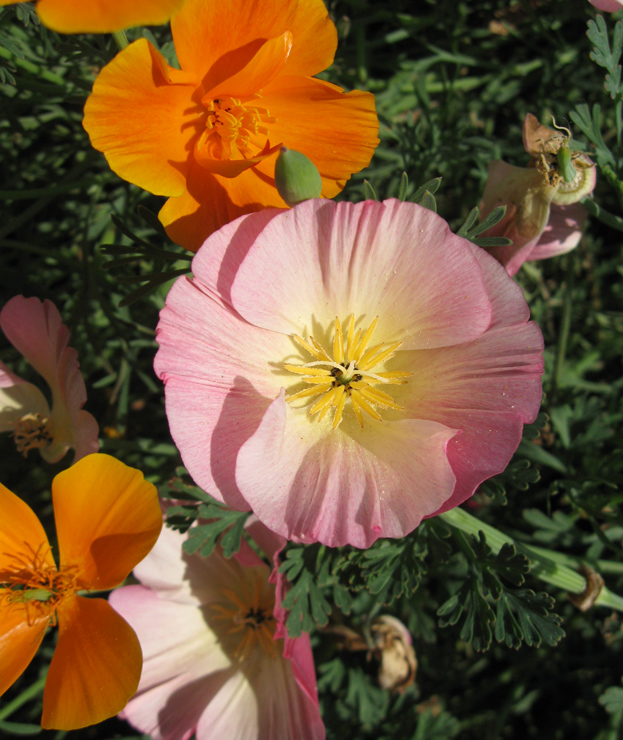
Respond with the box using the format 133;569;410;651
110;585;231;688
41;595;142;730
0;598;49;698
204;32;293;99
235;391;458;547
260;76;379;190
396;244;544;515
0;296;98;462
159;162;286;252
35;0;187;33
171;0;332;81
528;203;586;261
83;38;200;198
229;199;492;349
52;454;162;590
0;482;54;575
0;371;50;434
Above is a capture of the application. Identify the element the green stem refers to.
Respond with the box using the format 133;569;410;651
439;508;623;612
581;194;623;231
112;30;129;51
0;673;46;722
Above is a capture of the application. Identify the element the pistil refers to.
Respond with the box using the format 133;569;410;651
284;315;412;429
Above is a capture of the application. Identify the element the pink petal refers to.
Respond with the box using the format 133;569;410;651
229;199;492;349
155;266;292;511
590;0;623;10
399;244;543;514
195;651;324;740
0;296;99;462
235;391;458;548
112;586;233;740
528;203;586;261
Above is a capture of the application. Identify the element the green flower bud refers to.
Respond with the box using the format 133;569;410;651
275;147;322;206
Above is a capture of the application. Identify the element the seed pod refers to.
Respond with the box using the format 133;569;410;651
557;144;577;184
275;147;323;206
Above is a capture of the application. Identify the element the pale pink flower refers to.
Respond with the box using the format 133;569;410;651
590;0;623;11
155;199;543;548
109;518;324;740
0;296;99;462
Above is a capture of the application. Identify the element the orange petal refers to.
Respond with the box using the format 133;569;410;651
261;76;379;188
160;160;287;251
52;454;162;591
83;38;201;198
0;597;49;698
35;0;187;33
281;0;337;77
205;31;293;99
195;139;283;177
41;595;142;730
0;482;54;576
172;0;300;79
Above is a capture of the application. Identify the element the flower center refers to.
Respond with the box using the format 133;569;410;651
284;315;412;429
197;95;275;162
11;412;52;457
210;571;278;661
0;544;78;625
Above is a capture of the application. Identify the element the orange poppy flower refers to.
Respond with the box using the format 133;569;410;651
0;454;163;730
83;0;380;251
0;0;187;34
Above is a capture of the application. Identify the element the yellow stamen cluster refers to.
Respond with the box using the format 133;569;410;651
211;571;277;662
284;315;412;429
11;412;52;457
199;95;275;160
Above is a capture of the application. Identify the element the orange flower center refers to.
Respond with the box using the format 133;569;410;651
12;412;52;457
196;95;275;162
284;314;412;429
210;570;278;661
0;544;78;625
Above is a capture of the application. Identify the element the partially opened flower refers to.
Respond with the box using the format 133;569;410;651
83;0;379;252
110;518;325;740
479;114;596;275
0;0;188;34
0;296;99;463
0;453;163;730
155;199;544;548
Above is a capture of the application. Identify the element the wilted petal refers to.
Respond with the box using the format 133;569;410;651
528;203;586;261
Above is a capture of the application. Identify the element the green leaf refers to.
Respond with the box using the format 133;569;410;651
180;503;250;559
279;546;332;637
363;179;379;201
599;685;623;714
412;708;460;740
419;190;437;212
398;171;409;201
495;590;565;649
412;177;442;203
360;539;426;605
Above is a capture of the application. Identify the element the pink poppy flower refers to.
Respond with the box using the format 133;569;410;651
589;0;623;11
109;518;324;740
0;296;98;463
154;199;544;548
